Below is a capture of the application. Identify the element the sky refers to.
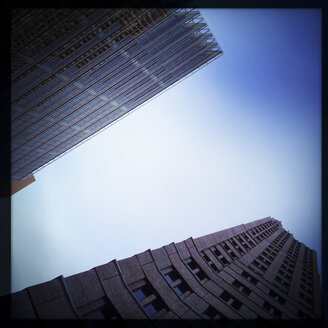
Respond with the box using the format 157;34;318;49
11;9;322;294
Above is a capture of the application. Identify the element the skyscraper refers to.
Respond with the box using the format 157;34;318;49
10;217;322;320
10;8;222;193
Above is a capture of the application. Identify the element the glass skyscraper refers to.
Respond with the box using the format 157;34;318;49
10;8;222;185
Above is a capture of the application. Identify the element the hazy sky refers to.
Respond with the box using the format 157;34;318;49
11;9;321;293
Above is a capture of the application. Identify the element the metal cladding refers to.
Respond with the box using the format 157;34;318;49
11;8;222;180
10;217;322;320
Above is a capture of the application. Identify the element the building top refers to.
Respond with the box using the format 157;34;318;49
10;217;322;320
10;8;222;189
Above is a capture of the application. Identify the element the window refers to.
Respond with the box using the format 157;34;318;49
220;242;238;260
164;270;179;284
236;235;250;251
232;279;251;296
263;301;282;318
132;284;152;301
241;271;258;285
252;260;267;273
194;269;207;282
274;276;290;289
299;292;313;304
222;243;230;252
174;282;189;296
82;301;120;327
201;252;220;273
259;255;271;264
230;298;243;311
143;298;166;317
202;305;224;320
163;267;191;297
230;251;237;259
219;291;231;302
269;289;285;304
185;258;208;282
130;279;168;317
212;248;229;265
263;251;274;262
243;233;256;247
278;270;291;281
230;239;244;255
219;291;243;311
203;254;210;262
186;259;197;271
300;283;312;295
210;262;219;272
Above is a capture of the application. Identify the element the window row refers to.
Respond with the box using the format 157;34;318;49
249;232;290;276
82;298;120;320
271;231;290;248
202;230;261;274
185;258;208;283
247;220;278;241
12;9;105;84
12;9;73;53
130;279;168;317
162;266;191;298
274;275;290;292
202;305;226;320
299;291;313;307
200;252;220;273
61;14;120;59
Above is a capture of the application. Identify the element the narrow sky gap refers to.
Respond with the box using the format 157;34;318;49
11;9;321;293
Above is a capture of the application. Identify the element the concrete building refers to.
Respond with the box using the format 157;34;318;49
9;8;222;194
10;217;322;320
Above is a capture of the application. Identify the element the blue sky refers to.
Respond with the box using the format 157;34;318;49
11;9;322;293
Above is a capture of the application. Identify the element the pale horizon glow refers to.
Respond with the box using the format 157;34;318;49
11;9;322;294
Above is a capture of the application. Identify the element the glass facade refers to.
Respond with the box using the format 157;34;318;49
11;8;222;180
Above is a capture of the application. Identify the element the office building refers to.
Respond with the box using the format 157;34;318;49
10;217;322;320
9;8;222;193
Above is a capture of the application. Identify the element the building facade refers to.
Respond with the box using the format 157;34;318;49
10;217;322;320
9;8;222;191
